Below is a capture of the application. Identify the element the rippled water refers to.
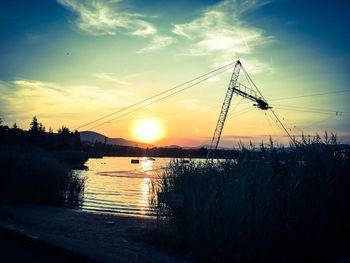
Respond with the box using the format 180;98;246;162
76;157;172;217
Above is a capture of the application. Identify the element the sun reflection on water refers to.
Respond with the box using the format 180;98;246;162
139;177;151;215
140;158;155;176
78;157;168;217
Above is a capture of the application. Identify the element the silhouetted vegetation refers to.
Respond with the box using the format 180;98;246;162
154;133;350;262
0;117;86;205
0;145;85;205
83;141;230;158
0;117;82;152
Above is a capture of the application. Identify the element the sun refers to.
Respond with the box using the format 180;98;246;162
132;118;164;143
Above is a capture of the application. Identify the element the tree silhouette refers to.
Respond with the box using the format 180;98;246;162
29;116;39;132
0;116;82;151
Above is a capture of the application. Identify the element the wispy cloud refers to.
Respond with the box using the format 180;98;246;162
179;98;215;113
57;0;174;53
172;0;273;72
93;72;130;85
23;34;43;45
0;79;136;125
57;0;154;36
137;35;175;54
238;58;274;74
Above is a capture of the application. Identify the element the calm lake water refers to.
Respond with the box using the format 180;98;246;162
75;157;173;217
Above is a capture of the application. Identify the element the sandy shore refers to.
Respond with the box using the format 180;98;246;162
0;205;187;263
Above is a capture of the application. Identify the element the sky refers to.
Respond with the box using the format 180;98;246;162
0;0;350;147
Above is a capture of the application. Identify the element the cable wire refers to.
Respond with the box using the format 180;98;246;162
74;61;237;130
269;89;350;102
89;65;234;130
240;63;295;145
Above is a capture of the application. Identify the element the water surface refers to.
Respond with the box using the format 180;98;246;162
76;157;172;217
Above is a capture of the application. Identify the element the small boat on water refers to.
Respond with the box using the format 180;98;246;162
144;157;156;161
131;157;156;164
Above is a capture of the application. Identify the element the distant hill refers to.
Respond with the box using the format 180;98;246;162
196;145;230;150
161;145;182;149
79;131;153;148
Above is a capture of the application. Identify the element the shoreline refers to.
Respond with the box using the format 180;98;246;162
0;226;98;262
0;205;187;263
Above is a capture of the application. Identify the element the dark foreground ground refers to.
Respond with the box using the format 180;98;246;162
0;205;187;263
0;228;97;262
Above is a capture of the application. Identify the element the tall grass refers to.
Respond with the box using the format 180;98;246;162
154;134;350;262
0;145;85;206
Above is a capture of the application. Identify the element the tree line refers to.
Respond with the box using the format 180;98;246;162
0;116;81;151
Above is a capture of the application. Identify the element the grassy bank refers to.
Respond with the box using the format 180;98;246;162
0;145;85;206
154;135;350;262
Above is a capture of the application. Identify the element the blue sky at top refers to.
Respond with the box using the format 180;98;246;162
0;0;349;145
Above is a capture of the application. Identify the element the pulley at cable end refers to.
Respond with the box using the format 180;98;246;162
254;98;272;110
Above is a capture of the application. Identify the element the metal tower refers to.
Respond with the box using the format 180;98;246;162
207;60;271;159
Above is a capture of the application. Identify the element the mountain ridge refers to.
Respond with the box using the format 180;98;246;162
79;131;217;149
79;131;153;148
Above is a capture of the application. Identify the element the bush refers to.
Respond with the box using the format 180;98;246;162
154;134;350;262
53;150;89;169
0;145;85;206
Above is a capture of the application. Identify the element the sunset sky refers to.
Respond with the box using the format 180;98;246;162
1;0;350;147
